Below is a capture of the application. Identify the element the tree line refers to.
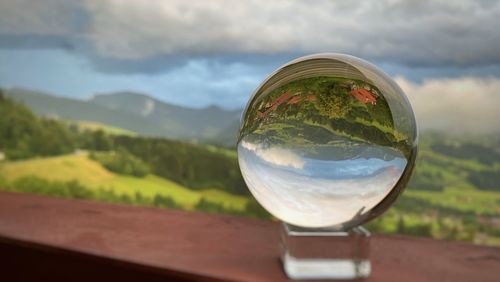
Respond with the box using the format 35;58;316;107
0;91;249;196
0;175;268;219
0;91;75;159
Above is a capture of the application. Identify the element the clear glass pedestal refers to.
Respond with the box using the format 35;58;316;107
280;223;371;280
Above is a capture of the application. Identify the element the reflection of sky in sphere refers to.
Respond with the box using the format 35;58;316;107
238;55;417;228
238;140;407;228
284;155;406;180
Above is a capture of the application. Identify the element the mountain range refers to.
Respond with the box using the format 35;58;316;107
4;88;241;146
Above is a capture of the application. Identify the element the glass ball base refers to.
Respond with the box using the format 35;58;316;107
281;223;371;280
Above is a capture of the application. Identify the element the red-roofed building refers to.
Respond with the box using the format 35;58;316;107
351;89;376;105
256;92;318;118
273;91;292;106
287;96;302;105
257;91;292;117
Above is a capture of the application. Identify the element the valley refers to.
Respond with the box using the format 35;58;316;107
1;88;499;245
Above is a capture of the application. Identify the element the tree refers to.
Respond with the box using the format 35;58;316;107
195;197;225;213
396;216;406;234
90;148;150;177
315;82;353;119
90;130;114;151
0;95;76;159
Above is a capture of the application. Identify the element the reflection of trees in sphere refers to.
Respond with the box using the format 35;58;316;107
238;54;418;229
316;81;353;119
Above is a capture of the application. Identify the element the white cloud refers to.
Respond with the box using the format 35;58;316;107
240;140;305;169
2;0;500;134
238;142;404;227
1;0;500;67
397;76;500;134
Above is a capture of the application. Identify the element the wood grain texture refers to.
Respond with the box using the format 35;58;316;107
0;191;498;282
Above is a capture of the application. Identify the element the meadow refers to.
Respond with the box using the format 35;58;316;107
1;92;499;245
0;153;248;211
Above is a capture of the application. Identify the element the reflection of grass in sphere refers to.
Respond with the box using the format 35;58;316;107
238;54;417;228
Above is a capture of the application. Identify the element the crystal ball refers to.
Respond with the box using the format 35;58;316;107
237;53;417;229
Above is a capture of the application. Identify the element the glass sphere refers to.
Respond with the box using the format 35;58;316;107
238;53;417;229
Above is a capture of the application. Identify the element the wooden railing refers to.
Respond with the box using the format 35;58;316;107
0;191;498;282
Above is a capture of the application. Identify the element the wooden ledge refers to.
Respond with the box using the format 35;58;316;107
0;191;498;282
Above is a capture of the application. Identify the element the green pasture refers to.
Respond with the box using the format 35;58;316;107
0;153;248;211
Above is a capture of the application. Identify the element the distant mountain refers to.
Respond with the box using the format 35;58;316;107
204;119;241;147
4;88;241;145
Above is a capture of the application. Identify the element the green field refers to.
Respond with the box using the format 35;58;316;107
1;147;499;245
362;143;500;246
406;186;500;215
0;153;248;211
71;120;137;136
1;92;500;245
367;184;500;246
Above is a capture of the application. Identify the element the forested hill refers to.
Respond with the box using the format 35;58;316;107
0;91;75;159
411;132;500;192
2;91;500;244
0;91;248;196
2;89;500;195
4;88;240;146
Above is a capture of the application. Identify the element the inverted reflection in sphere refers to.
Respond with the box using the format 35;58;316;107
238;54;417;228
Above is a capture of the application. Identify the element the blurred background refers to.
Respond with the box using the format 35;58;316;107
0;0;499;245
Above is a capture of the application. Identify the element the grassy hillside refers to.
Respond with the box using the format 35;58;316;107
368;187;500;246
71;120;137;136
0;93;248;196
365;133;500;245
3;88;164;137
112;135;248;195
90;92;240;142
1;92;499;245
0;153;248;211
406;187;500;216
4;88;240;144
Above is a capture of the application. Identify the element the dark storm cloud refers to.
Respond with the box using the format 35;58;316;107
1;0;499;134
1;0;499;73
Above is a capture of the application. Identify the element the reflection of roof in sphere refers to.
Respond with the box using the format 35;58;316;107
239;53;418;229
287;95;302;105
256;92;318;119
257;91;292;118
351;89;377;105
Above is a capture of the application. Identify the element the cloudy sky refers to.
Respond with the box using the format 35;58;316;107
0;0;499;133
